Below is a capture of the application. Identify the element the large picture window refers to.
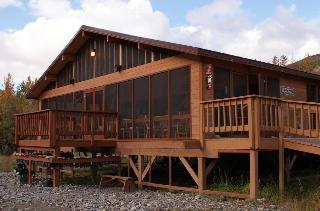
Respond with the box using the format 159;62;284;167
214;68;230;99
151;72;168;138
134;77;149;138
105;84;117;113
234;73;247;97
170;67;190;137
119;81;132;139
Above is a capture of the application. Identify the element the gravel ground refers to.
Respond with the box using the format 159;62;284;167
0;172;282;210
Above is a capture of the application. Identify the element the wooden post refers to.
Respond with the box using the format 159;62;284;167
128;155;131;177
138;155;143;189
250;150;259;199
52;169;60;187
248;97;255;148
49;110;56;147
200;103;204;149
198;157;206;192
28;160;32;185
169;156;172;186
253;97;261;149
278;104;285;194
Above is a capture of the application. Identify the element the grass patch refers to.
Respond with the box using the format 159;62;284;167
208;172;320;209
0;155;16;172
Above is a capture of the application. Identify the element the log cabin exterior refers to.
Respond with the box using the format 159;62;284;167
15;25;320;199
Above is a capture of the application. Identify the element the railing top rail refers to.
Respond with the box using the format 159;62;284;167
200;94;281;104
200;94;318;105
16;109;119;116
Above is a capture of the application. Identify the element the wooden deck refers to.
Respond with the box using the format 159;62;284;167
14;95;320;198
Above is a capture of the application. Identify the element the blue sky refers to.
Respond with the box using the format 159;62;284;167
1;0;320;31
0;0;320;84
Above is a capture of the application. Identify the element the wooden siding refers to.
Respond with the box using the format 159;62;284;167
280;77;307;101
55;37;177;88
202;57;311;102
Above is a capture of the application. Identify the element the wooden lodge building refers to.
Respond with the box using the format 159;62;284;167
15;25;320;199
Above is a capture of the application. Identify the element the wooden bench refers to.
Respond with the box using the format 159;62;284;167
100;175;136;192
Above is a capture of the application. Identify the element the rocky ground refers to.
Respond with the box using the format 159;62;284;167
0;172;282;210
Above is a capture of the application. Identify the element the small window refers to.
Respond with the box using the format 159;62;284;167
105;84;117;113
268;77;280;98
307;84;317;102
214;68;230;99
234;73;247;97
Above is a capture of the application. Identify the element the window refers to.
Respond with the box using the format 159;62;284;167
119;81;132;139
151;72;168;138
268;77;280;97
307;84;317;102
134;77;149;138
214;68;230;99
95;91;103;112
170;67;190;137
248;73;259;95
105;84;117;113
74;92;83;111
41;99;49;110
56;95;65;110
234;73;247;97
85;93;93;112
65;94;74;111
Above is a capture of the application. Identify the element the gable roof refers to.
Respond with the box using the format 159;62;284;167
27;25;320;99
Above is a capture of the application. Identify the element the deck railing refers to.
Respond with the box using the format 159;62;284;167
201;96;250;134
201;95;320;145
16;110;118;147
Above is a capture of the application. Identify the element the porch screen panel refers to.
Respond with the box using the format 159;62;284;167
74;92;83;111
151;72;168;138
48;97;56;109
214;68;230;99
85;92;93;132
65;93;74;110
170;67;190;138
307;84;317;102
134;77;149;138
234;73;247;97
268;77;280;98
41;99;49;110
119;81;132;139
56;95;65;110
95;90;103;131
105;84;117;113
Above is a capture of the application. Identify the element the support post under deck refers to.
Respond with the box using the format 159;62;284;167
250;150;259;199
198;157;206;192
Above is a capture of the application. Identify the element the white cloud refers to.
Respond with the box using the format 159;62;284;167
0;0;22;7
0;0;320;86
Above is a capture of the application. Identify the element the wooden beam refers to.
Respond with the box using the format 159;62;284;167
61;54;75;62
278;105;285;194
138;155;143;189
249;150;259;199
141;156;156;181
81;30;95;39
179;157;199;186
107;35;123;43
138;43;154;51
44;74;56;82
129;156;139;179
285;154;297;184
205;159;218;178
139;181;250;199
